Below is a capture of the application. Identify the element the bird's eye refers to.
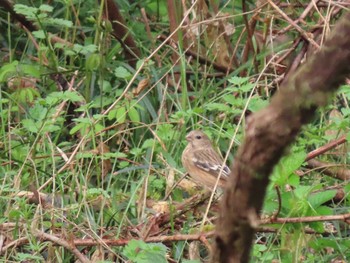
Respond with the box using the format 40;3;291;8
195;135;202;139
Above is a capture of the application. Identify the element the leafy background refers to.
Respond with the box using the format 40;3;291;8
0;0;350;262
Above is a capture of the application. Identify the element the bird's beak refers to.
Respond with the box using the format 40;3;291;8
185;134;191;141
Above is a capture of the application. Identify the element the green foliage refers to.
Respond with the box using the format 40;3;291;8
0;0;348;262
270;150;306;187
14;4;72;28
122;240;168;263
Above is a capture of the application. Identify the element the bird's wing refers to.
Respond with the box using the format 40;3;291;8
192;148;231;178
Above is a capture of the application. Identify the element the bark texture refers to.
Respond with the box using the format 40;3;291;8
213;12;350;263
104;0;141;68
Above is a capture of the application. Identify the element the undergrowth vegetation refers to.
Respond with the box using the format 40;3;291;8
0;0;350;262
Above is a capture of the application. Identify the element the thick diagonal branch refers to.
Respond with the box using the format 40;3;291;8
214;12;350;263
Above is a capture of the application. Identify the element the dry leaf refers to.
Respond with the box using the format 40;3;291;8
133;78;150;96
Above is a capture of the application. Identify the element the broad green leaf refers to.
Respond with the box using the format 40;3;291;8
308;190;337;209
142;139;156;149
19;64;43;78
293;185;314;200
116;106;127;123
287;173;300;187
114;66;132;79
70;122;88;135
93;123;104;133
309;221;325;233
271;150;306;186
128;107;140;123
32;30;46;39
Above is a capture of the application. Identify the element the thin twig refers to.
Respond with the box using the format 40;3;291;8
32;229;91;263
261;212;350;224
306;135;347;161
267;0;320;49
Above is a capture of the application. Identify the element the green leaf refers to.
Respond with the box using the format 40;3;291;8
315;205;333;216
16;253;44;261
248;97;269;112
130;147;143;157
47;18;73;27
128;107;140;123
293;185;314;200
237;82;254;93
227;76;250;86
309;221;325;233
340;108;350;117
93;123;105;133
103;152;127;158
14;4;38;20
344;183;350;195
114;66;132;79
116;106;127;123
308;190;337;209
85;54;101;71
157;124;175;141
22;119;39;133
39;4;53;12
287;173;300;187
107;108;117;121
222;94;236;105
0;60;18;82
32;30;46;39
63;91;84;102
204;102;231;112
271;150;306;186
45;92;64;105
142;139;156;149
29;104;47;121
42;124;61;133
223;95;245;108
73;44;97;55
76;152;94;159
346;132;350;142
70;122;88;135
122;240;168;263
21;64;41;78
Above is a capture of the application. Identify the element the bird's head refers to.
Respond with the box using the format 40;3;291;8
185;130;211;148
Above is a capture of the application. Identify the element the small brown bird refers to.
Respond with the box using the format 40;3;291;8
182;130;231;190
